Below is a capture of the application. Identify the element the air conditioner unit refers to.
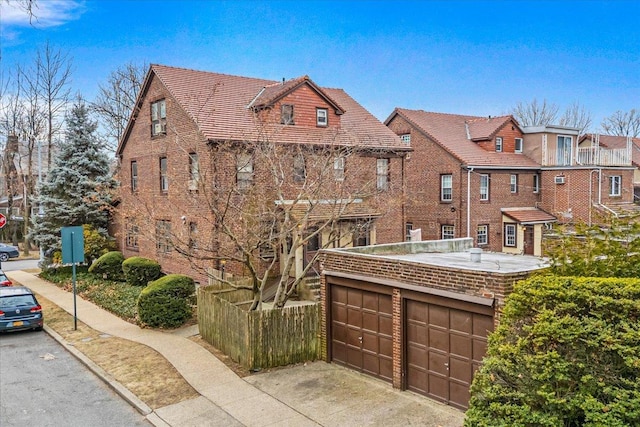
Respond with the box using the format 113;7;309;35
554;175;566;185
153;123;163;134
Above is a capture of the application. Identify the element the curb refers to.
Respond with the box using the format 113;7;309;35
43;324;155;417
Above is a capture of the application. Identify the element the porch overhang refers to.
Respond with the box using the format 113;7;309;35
501;207;557;225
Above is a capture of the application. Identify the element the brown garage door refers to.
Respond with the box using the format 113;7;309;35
330;284;393;382
406;298;493;409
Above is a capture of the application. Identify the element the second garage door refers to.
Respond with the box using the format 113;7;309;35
405;298;493;409
330;284;393;382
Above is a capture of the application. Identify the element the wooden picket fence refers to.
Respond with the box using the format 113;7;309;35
197;283;321;370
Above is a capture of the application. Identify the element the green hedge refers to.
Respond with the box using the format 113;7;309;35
122;256;161;286
88;251;125;281
465;276;640;427
137;274;195;328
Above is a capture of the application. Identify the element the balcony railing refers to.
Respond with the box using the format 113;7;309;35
543;142;631;167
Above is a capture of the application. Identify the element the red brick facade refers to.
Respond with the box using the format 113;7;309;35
114;66;408;283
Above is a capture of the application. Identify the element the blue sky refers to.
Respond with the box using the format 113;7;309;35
1;0;638;129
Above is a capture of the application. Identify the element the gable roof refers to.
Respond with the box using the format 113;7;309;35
580;134;640;167
117;65;405;156
385;109;539;168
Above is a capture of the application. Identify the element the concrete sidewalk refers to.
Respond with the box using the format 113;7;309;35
7;270;464;427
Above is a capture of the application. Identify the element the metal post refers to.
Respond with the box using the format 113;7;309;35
71;231;77;330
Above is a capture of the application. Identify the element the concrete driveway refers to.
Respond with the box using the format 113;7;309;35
244;361;465;427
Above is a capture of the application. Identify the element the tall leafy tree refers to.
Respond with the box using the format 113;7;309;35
31;97;116;255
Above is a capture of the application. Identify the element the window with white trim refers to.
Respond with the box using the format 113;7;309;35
441;224;455;239
477;224;488;245
610;175;621;196
441;174;452;201
400;134;411;144
236;153;254;190
316;108;328;126
533;174;540;193
515;138;523;153
480;174;489;201
377;158;389;191
504;223;516;247
496;137;503;152
405;222;413;241
510;174;518;193
151;99;166;136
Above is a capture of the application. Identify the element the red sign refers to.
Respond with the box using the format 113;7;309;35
0;213;6;229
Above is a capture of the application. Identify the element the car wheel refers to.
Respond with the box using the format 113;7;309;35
0;253;8;262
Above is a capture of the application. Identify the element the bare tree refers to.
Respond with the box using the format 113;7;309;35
91;62;146;151
601;109;640;137
35;41;72;170
1;0;37;23
559;102;592;135
511;98;559;127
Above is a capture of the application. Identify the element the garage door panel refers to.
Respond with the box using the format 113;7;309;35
332;303;347;323
473;339;488;361
449;357;472;384
405;297;493;410
330;285;393;384
473;313;494;336
429;305;449;328
449;382;470;410
450;309;472;334
429;328;449;351
450;333;472;359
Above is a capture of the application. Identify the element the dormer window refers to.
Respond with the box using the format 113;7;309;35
316;108;328;127
495;137;503;152
151;99;166;136
281;104;294;125
400;134;411;144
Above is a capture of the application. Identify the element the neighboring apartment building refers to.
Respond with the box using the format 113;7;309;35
578;134;640;205
385;109;552;255
115;65;409;284
385;109;637;256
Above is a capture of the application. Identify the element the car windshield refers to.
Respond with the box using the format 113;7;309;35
0;295;36;307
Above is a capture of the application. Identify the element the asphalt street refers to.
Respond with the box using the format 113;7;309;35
0;329;150;427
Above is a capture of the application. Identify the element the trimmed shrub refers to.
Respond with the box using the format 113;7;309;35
137;274;195;328
465;276;640;427
88;251;125;281
122;256;161;286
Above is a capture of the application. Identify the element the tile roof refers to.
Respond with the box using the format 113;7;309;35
386;109;540;168
119;64;406;154
581;134;640;167
249;75;345;114
502;207;557;224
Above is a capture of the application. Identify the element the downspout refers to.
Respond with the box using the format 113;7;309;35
467;166;474;238
589;169;599;226
598;168;603;205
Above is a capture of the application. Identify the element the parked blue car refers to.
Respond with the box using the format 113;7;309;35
0;286;44;332
0;243;19;262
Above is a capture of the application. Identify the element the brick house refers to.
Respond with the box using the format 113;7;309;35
385;109;553;256
385;110;638;256
114;65;410;284
523;126;637;223
578;134;640;206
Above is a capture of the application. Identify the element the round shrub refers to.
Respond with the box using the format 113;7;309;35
137;274;195;328
88;251;125;281
122;256;161;286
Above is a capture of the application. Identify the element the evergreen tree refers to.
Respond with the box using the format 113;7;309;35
31;97;116;256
